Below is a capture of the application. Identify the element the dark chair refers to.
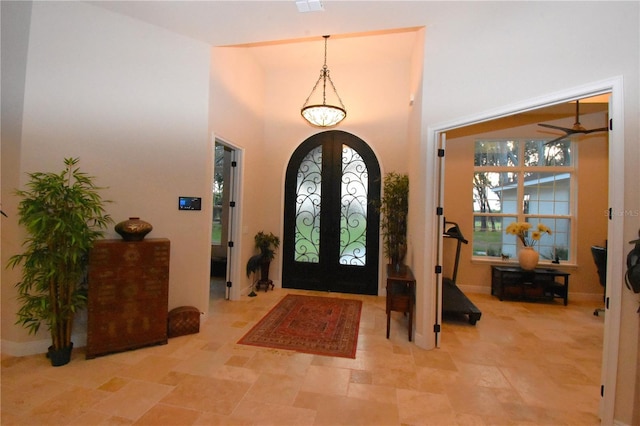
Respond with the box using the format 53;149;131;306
591;245;607;316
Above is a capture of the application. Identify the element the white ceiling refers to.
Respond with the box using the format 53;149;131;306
86;1;430;47
85;1;609;118
86;1;422;69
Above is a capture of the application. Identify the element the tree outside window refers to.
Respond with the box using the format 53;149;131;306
473;139;573;262
212;144;225;244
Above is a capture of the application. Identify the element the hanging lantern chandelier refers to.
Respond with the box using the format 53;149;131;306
300;35;347;127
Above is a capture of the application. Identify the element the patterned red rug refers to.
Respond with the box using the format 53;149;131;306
238;294;362;358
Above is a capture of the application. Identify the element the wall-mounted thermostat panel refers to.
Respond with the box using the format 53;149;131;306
178;197;202;211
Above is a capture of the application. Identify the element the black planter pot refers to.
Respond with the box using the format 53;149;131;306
47;343;73;367
260;260;271;282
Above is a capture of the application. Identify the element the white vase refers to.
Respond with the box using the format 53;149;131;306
518;247;539;270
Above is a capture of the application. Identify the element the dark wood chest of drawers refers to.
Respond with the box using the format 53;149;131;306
86;238;170;359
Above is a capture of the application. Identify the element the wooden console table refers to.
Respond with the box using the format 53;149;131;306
386;265;416;341
491;266;570;305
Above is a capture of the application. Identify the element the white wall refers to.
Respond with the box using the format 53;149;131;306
208;32;416;296
209;45;266;296
2;1;638;423
259;33;414;296
418;2;639;422
0;0;32;349
1;1;211;351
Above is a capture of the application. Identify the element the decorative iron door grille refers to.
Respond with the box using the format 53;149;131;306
283;131;380;295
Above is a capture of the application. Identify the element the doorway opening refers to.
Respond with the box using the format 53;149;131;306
431;78;624;424
442;94;609;287
210;139;241;303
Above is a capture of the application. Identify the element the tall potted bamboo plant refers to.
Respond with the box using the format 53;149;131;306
8;158;112;366
378;172;409;270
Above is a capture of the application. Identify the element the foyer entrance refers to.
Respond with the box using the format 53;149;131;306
282;131;381;295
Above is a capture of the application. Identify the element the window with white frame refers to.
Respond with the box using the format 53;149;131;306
472;139;574;262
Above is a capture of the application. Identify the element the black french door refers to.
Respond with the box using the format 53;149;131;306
282;131;380;295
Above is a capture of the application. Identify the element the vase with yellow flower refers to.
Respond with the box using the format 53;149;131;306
505;221;553;270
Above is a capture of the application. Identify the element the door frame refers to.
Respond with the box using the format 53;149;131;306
212;134;244;301
429;76;623;424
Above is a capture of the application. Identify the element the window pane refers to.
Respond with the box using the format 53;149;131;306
524;140;572;167
474;140;519;166
473;215;570;260
473;216;512;257
535;217;570;261
473;172;518;214
339;145;367;266
523;172;570;215
473;138;574;261
294;145;322;263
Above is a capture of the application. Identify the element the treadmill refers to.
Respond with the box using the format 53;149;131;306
442;221;482;325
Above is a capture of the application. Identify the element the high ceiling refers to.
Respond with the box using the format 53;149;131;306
86;1;423;69
86;1;609;123
86;1;430;46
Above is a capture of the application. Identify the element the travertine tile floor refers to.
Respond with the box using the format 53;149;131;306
1;283;604;425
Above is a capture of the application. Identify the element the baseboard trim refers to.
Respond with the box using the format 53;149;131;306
456;284;603;303
1;332;87;357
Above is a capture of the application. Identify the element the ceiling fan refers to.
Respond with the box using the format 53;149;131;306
538;99;608;145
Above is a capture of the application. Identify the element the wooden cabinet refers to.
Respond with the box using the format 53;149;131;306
86;238;170;359
386;265;416;341
491;266;569;305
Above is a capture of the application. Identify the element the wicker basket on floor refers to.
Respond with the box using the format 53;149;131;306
167;306;201;338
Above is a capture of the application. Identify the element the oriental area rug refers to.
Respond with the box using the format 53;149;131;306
238;294;362;358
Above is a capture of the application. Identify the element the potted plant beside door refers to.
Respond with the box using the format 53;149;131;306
377;172;409;270
8;158;112;366
246;231;280;293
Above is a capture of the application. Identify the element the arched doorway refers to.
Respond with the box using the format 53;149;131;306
283;130;381;295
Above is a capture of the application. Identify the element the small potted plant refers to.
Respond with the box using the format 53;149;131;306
8;158;112;366
246;231;280;291
377;172;409;269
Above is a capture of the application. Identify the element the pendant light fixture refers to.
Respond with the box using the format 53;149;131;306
301;35;347;127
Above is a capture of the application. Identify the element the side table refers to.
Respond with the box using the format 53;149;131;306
491;266;570;305
386;265;416;341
